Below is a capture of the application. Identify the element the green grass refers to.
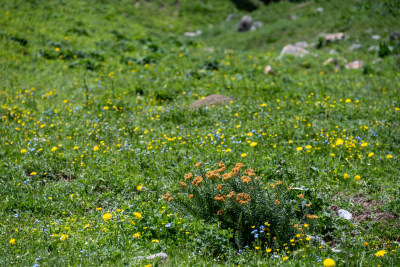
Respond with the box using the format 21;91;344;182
1;0;400;266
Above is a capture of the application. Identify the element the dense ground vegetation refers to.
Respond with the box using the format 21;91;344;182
1;0;400;265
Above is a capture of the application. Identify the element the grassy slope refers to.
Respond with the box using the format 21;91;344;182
0;0;400;266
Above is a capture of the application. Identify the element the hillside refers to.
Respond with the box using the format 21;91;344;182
1;0;400;266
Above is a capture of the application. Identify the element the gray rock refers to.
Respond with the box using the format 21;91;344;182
237;15;253;32
337;209;353;220
348;43;362;51
226;13;236;22
250;21;263;31
295;41;309;48
390;31;400;40
279;44;309;58
316;7;324;12
307;235;326;246
345;60;363;70
133;252;168;263
325;32;346;43
184;30;202;37
263;65;273;74
372;35;381;40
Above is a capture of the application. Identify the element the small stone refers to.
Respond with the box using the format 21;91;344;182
348;43;362;51
316;7;324;12
345;60;363;70
389;31;400;40
279;44;309;57
226;13;235;22
263;65;273;74
237;15;253;32
250;21;263;31
184;30;202;37
337;209;353;220
322;57;334;66
372;35;381;40
133;252;168;263
325;32;345;43
294;41;309;48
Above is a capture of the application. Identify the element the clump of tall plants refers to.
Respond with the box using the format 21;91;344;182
163;161;318;248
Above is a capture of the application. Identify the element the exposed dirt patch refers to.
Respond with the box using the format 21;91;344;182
354;210;397;223
56;173;76;182
189;94;231;109
331;194;397;223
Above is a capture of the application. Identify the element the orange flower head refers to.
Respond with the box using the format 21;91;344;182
217;184;222;190
241;176;251;183
222;172;233;181
217;209;224;215
235;193;251;204
184;173;193;181
179;182;187;188
192;176;203;187
214;194;226;202
194;162;202;167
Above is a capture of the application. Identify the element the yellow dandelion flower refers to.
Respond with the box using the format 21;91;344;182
103;213;112;221
241;153;247;157
266;248;272;253
51;146;57;152
344;173;348;179
375;250;386;257
93;146;99;151
60;234;68;241
387;155;393;159
134;212;142;219
368;152;374;157
9;238;16;244
250;142;257;147
323;258;335;267
355;175;361;181
335;138;344;146
133;232;141;238
137;185;143;191
30;172;37;176
21;149;27;154
296;147;303;151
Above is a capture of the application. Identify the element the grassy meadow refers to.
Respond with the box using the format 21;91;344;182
1;0;400;266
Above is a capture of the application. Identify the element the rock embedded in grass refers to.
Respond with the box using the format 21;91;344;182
279;44;309;57
189;94;231;109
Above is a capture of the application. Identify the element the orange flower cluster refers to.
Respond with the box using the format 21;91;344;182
179;182;187;188
241;176;251;183
226;191;235;198
243;168;255;177
274;199;280;205
184;173;193;181
162;193;173;202
206;171;220;180
231;163;244;176
222;172;233;181
216;161;226;173
217;209;224;215
235;192;250;204
194;162;202;167
276;180;282;185
214;194;226;202
217;184;222;190
192;176;203;186
306;214;318;219
189;194;194;198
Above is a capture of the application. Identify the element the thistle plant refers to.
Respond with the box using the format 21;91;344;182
163;161;317;248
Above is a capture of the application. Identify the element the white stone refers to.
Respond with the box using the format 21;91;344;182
337;209;353;220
